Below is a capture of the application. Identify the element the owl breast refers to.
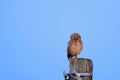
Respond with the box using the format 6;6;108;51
70;41;82;55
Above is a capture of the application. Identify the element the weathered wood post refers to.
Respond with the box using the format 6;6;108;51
69;58;93;80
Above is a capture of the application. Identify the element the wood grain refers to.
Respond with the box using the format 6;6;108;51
69;58;93;80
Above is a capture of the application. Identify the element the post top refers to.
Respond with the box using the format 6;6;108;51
70;58;92;62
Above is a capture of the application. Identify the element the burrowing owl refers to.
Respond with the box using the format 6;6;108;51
67;33;83;59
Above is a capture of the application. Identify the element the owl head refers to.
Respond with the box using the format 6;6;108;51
70;33;81;41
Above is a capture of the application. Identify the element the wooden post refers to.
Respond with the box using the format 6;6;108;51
69;58;93;80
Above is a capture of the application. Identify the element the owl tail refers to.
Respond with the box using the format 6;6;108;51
67;54;77;60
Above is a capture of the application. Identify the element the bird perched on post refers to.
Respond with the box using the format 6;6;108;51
67;33;83;60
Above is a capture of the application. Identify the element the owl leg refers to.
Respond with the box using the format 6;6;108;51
75;55;78;58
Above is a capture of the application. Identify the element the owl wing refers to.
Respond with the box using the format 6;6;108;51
67;40;73;59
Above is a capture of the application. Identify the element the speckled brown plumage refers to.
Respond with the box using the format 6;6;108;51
67;33;83;59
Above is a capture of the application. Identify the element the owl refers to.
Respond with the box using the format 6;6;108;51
67;33;83;59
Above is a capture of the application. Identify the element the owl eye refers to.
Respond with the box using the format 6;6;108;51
74;38;78;40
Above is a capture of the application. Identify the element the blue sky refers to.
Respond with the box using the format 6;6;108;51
0;0;120;80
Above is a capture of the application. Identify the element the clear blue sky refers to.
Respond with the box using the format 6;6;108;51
0;0;120;80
